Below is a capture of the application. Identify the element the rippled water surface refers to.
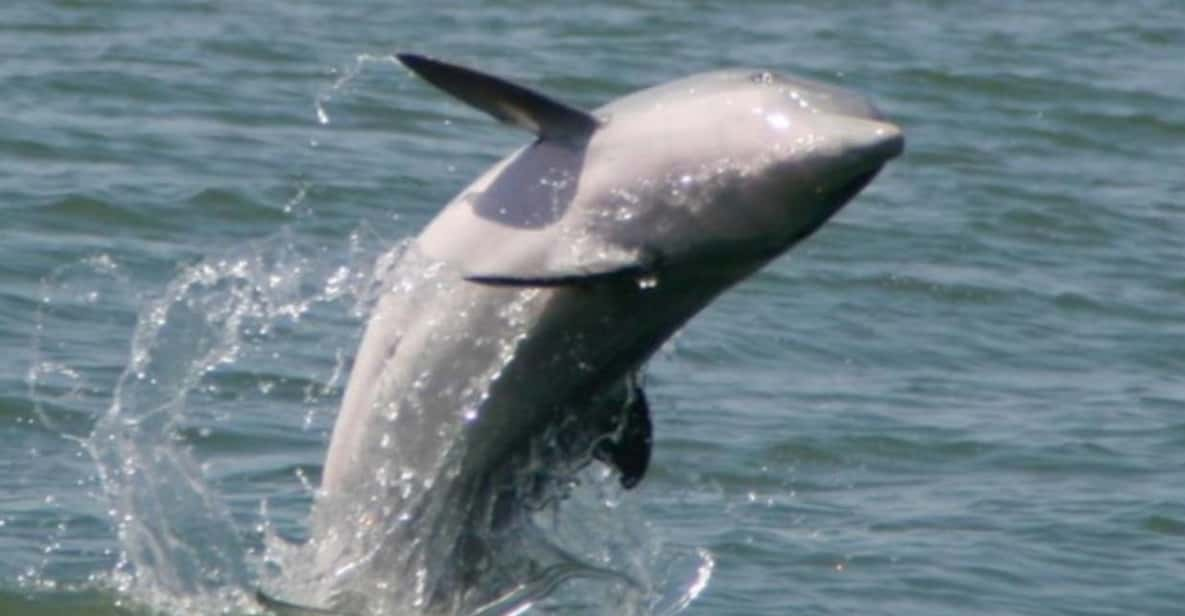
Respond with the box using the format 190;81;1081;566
3;2;1184;614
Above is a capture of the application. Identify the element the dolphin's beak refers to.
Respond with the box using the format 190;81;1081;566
871;121;906;162
822;120;904;208
843;119;904;184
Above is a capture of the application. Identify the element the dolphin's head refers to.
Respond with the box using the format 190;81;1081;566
401;55;902;289
588;68;904;274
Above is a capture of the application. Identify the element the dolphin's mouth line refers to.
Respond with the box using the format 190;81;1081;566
831;167;882;208
746;166;884;260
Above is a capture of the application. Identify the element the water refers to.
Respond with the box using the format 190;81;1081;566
3;1;1184;614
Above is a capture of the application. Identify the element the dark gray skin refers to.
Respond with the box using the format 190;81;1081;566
298;54;903;613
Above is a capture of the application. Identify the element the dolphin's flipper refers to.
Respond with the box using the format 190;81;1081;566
465;248;661;288
397;53;600;141
255;589;340;615
594;383;653;489
464;263;650;288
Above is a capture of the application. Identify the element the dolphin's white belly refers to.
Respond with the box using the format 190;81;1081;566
319;244;735;505
308;246;719;611
320;248;547;501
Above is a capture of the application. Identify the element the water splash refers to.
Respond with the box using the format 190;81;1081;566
27;232;713;614
24;229;705;614
24;220;397;613
314;53;403;126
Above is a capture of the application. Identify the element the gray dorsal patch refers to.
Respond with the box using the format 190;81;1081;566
397;53;601;141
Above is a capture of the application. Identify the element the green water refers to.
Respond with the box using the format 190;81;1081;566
3;1;1184;614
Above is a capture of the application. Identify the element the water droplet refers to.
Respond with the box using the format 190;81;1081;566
636;275;659;290
765;112;791;130
751;71;774;84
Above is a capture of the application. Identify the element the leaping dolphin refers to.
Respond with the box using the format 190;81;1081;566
294;53;903;614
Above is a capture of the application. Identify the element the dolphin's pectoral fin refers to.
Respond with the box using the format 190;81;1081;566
466;249;661;288
397;53;600;142
593;384;653;489
464;263;650;288
255;589;340;615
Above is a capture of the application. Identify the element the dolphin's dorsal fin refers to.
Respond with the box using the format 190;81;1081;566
397;53;600;141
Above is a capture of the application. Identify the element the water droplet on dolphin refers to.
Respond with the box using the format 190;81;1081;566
636;275;659;290
765;112;791;130
613;206;636;222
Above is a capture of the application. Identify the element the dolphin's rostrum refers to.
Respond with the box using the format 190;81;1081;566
288;54;903;614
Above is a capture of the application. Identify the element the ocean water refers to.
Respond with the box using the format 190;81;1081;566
3;1;1184;614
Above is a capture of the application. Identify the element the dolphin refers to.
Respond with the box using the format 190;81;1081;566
295;53;903;613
